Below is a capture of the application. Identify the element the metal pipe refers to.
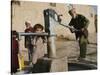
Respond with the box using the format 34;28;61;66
19;32;48;36
18;32;56;36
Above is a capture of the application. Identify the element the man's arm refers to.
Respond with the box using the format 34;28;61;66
69;19;75;33
80;15;89;38
81;15;89;29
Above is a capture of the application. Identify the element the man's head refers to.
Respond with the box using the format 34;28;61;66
68;8;77;18
25;21;31;28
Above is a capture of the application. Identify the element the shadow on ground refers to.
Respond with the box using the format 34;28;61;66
24;59;51;73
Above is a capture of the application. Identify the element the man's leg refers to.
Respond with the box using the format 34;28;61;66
79;36;88;59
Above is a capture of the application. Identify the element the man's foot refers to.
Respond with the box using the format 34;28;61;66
77;57;89;62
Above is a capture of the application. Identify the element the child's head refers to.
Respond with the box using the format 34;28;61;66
12;30;18;38
33;24;44;33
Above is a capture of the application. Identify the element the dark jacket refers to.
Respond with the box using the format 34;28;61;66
24;27;33;48
69;14;89;39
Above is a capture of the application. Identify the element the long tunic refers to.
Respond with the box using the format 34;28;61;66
32;36;45;64
11;37;19;71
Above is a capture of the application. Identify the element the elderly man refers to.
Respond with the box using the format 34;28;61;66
68;8;89;61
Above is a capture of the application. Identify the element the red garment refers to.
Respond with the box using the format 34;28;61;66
25;27;33;32
24;27;33;48
11;37;19;71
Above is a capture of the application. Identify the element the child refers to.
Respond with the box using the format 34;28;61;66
31;24;46;68
11;30;19;73
24;21;33;63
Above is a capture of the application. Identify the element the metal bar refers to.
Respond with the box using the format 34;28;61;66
60;23;79;31
18;32;56;36
19;32;48;36
52;16;79;32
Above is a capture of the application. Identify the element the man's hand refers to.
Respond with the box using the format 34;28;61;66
81;28;85;32
70;28;75;33
81;28;88;38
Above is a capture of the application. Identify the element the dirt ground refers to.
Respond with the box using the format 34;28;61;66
56;33;97;63
56;40;97;62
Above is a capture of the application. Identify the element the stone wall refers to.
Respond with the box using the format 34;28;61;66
11;1;97;50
